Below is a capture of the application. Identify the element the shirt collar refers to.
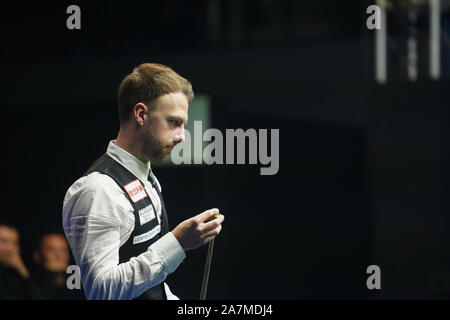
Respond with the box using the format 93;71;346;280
106;140;163;192
106;140;151;184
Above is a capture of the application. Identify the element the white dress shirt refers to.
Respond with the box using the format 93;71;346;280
62;140;186;300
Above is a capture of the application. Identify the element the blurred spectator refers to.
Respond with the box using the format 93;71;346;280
32;233;84;300
0;224;41;299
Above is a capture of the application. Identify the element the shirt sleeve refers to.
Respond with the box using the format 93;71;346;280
164;282;180;300
62;173;186;300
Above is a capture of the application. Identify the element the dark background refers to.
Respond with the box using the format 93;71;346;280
1;0;449;299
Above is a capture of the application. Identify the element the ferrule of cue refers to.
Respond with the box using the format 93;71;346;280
199;212;221;300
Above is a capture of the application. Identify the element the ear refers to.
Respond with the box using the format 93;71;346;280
133;103;148;126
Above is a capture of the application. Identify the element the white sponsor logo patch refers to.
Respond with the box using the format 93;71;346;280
138;205;156;226
133;225;161;245
124;179;147;203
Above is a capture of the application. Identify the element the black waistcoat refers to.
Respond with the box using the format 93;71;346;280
85;153;169;300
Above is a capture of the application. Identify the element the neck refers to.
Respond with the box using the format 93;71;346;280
115;127;149;164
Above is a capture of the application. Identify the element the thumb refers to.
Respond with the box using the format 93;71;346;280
197;208;220;222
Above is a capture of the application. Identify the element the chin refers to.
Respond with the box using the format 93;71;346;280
150;154;167;163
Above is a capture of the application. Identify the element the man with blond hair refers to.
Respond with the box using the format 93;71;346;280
62;63;225;300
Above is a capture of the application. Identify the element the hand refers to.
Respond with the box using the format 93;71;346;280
171;208;225;251
0;250;29;278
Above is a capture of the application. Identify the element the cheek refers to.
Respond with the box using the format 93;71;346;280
154;124;173;142
62;250;69;260
147;121;164;138
146;120;174;146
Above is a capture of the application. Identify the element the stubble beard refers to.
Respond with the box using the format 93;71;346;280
142;129;167;163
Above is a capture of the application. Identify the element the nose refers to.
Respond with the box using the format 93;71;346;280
173;127;185;144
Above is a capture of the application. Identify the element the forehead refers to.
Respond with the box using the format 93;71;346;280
42;234;68;247
0;226;19;241
153;92;189;119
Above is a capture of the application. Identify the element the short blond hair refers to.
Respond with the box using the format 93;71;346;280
118;63;194;123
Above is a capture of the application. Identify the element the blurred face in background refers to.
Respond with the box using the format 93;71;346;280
35;234;70;272
0;225;20;266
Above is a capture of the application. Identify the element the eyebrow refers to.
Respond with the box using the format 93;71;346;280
169;115;188;124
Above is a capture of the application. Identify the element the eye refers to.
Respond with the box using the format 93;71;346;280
169;119;181;127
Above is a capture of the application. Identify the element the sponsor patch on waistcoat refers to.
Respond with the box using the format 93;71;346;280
124;179;148;203
133;225;161;244
139;204;156;226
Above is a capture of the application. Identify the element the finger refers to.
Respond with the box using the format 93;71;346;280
197;208;220;222
202;224;222;239
202;214;224;232
206;214;222;223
